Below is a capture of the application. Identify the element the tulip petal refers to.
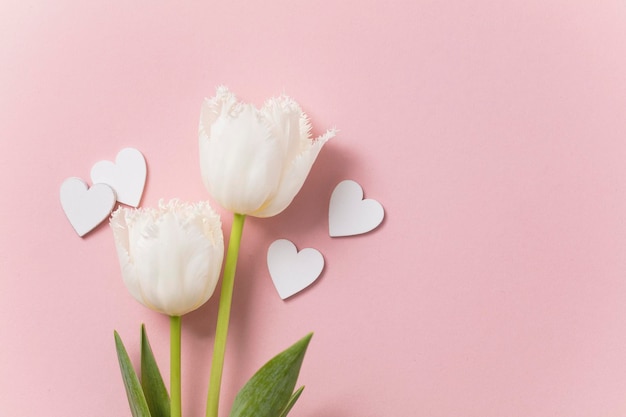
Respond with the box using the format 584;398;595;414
253;128;335;217
261;96;304;164
178;226;220;313
199;86;239;143
201;104;284;214
111;208;143;304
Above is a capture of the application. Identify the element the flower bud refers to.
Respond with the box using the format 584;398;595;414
110;199;224;316
199;86;335;217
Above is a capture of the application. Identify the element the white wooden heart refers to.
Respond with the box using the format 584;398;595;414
267;239;325;299
60;177;117;237
329;180;384;237
90;147;146;207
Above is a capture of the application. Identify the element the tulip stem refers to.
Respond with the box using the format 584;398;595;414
206;213;246;417
171;315;182;417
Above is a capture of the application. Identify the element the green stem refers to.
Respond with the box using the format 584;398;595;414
206;213;246;417
170;315;182;417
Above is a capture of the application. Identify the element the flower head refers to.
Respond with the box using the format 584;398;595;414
110;199;224;316
199;86;335;217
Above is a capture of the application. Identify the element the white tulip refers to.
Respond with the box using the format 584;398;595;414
199;86;336;217
110;199;224;316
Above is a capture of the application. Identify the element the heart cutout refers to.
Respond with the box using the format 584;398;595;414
90;147;146;207
267;239;324;299
60;177;117;237
329;180;384;237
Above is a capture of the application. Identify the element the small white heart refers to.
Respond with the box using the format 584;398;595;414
90;147;146;207
267;239;324;299
329;180;384;237
60;178;117;237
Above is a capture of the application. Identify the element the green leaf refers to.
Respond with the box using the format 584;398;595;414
114;331;152;417
141;325;170;417
278;386;305;417
229;333;313;417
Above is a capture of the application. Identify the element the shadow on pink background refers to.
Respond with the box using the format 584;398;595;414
2;1;626;416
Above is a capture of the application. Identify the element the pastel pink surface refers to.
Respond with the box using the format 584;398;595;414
3;1;626;416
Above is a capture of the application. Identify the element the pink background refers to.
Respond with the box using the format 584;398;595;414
3;1;626;416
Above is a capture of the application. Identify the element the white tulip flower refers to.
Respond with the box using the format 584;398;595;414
199;86;336;217
110;199;224;316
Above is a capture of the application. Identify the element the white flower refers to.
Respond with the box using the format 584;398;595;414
110;199;224;316
199;86;335;217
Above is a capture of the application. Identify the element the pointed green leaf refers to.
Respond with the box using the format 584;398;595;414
229;333;313;417
278;386;305;417
141;325;170;417
114;331;152;417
